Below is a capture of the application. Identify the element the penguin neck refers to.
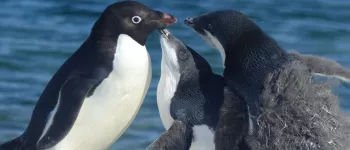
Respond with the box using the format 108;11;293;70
159;50;182;87
189;48;213;76
89;13;120;43
157;51;181;129
223;29;288;88
113;34;149;78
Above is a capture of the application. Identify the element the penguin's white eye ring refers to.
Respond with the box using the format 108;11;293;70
132;16;142;24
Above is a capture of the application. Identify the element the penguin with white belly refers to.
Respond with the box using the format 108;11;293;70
185;10;350;150
148;29;248;150
0;1;177;150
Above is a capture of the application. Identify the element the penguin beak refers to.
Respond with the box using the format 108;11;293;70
160;13;177;26
184;17;205;35
159;29;185;50
152;12;177;28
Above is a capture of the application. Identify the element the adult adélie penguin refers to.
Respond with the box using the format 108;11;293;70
149;29;248;150
0;1;177;150
185;10;350;149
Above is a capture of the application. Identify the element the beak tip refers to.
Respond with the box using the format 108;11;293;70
156;14;176;27
184;17;194;27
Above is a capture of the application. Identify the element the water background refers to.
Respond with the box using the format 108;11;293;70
0;0;349;149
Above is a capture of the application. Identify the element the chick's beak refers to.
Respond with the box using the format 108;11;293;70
158;28;170;40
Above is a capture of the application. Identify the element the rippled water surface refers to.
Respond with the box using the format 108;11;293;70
0;0;349;149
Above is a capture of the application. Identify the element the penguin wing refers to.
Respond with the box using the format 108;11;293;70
147;120;193;150
36;73;104;149
289;51;350;83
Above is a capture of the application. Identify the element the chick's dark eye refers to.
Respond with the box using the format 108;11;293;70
179;51;188;60
132;16;142;24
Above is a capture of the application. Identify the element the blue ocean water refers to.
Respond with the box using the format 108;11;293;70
0;0;349;149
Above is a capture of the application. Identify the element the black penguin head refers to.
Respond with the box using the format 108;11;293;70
184;10;261;62
159;29;212;77
91;1;177;45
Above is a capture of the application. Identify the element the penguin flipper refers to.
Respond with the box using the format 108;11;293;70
147;120;193;150
289;51;350;83
36;74;102;149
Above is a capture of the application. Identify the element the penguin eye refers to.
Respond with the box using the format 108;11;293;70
178;50;188;60
131;16;142;24
207;24;212;32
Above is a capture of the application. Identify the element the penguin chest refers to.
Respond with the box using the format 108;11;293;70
157;67;180;129
51;34;152;150
189;125;215;150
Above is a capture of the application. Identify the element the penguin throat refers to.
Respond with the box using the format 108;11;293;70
158;37;182;129
158;59;181;129
201;30;226;67
160;37;181;73
113;34;150;76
